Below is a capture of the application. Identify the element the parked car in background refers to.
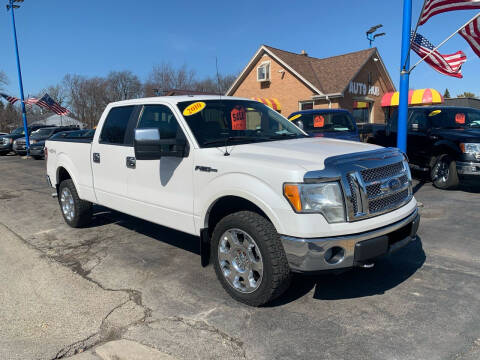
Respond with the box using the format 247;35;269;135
0;132;7;136
46;96;419;306
288;109;360;142
369;106;480;189
33;129;94;159
14;126;81;159
0;125;50;156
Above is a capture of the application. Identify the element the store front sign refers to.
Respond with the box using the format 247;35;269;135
348;82;380;97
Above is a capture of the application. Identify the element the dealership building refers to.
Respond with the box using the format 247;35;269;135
227;45;396;124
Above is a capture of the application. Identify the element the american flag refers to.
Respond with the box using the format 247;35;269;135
411;32;467;78
459;16;480;57
36;93;70;115
0;93;19;105
24;98;39;106
418;0;480;26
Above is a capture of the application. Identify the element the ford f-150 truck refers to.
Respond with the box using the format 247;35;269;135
46;96;420;306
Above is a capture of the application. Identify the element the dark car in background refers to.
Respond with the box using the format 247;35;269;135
13;126;80;157
369;106;480;189
0;125;51;156
22;126;85;159
288;109;360;141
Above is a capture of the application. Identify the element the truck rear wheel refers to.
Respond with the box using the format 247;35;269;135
58;179;92;228
211;211;291;306
430;154;459;189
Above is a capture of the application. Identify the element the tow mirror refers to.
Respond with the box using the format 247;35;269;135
134;128;188;160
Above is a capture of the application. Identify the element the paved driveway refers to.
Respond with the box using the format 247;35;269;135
0;155;479;359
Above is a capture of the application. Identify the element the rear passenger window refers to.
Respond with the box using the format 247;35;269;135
137;105;179;139
100;106;135;144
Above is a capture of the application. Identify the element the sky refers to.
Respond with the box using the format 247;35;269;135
0;0;479;98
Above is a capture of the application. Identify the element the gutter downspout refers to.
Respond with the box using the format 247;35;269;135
325;95;332;109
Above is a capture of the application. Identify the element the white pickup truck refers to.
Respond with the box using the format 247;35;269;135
46;96;420;306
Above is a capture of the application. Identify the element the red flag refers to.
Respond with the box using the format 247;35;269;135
411;32;467;78
418;0;480;26
459;16;480;57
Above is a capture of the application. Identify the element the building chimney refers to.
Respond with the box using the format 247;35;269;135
300;50;308;56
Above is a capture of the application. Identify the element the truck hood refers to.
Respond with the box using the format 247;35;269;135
432;128;480;142
225;137;382;171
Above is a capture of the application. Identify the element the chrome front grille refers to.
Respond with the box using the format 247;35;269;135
348;161;412;220
361;162;404;182
303;148;413;222
368;188;409;213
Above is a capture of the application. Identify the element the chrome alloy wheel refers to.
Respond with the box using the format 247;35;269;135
217;228;264;294
433;159;449;183
60;187;75;221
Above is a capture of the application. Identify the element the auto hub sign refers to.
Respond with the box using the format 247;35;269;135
348;81;380;96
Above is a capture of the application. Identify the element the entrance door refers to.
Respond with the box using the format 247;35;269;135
91;105;137;212
126;104;195;235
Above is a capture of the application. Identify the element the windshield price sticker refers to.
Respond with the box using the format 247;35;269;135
183;102;206;116
231;105;246;130
455;113;465;124
314;115;325;128
289;114;302;121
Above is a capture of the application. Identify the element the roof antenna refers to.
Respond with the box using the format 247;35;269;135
216;56;230;156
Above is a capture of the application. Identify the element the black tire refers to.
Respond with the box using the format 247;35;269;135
58;179;92;228
211;211;291;306
32;155;43;160
430;154;459;189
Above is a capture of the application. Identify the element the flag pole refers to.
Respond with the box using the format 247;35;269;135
8;0;30;155
397;0;413;153
403;0;427;71
408;12;480;73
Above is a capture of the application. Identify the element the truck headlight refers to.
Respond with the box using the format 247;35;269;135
284;182;345;223
460;143;480;157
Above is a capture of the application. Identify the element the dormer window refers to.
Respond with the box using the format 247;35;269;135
257;62;270;82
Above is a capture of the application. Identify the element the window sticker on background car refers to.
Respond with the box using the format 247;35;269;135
314;115;325;128
231;105;246;130
183;102;206;116
428;110;441;117
455;113;465;124
289;114;302;121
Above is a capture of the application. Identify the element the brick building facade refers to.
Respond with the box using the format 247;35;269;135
227;45;395;124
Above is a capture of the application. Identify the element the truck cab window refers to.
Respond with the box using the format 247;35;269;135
137;105;179;139
99;106;135;145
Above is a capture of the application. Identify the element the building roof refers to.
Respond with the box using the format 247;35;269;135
165;89;220;96
226;45;395;97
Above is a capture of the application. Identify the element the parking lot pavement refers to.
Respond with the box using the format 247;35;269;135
0;155;479;360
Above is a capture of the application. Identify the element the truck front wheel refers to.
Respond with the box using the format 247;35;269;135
430;154;459;189
58;179;92;228
211;211;291;306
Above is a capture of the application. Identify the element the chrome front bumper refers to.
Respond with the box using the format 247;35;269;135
280;208;420;272
457;161;480;176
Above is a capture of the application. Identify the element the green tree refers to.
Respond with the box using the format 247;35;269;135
457;91;476;98
443;88;451;98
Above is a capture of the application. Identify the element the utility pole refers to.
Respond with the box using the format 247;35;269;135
397;0;412;153
6;0;30;155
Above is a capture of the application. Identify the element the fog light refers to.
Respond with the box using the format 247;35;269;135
324;246;345;264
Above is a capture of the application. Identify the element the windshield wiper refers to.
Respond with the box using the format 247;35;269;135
267;133;308;139
203;136;269;146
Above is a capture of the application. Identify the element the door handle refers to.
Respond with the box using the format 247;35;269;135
93;152;100;163
429;135;438;140
126;156;136;169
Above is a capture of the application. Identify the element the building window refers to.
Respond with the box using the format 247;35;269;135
300;101;313;110
257;62;270;82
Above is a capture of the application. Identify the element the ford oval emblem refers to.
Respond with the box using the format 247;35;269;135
388;178;401;191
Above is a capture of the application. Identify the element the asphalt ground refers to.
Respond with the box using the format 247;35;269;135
0;154;479;360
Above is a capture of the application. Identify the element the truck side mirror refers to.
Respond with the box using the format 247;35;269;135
134;128;188;160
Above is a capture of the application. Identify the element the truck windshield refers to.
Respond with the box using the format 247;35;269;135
429;108;480;129
11;127;24;135
177;100;307;148
31;128;54;137
292;112;356;133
